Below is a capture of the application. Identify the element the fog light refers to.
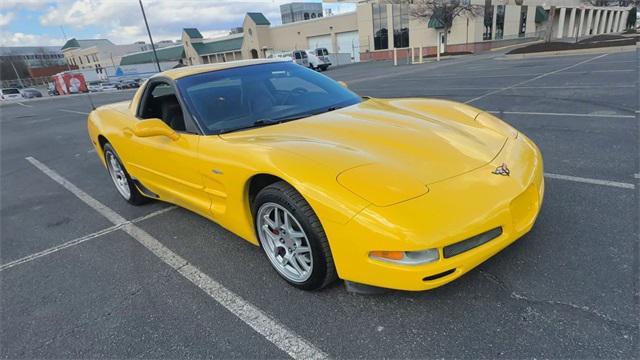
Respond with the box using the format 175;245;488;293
370;249;439;265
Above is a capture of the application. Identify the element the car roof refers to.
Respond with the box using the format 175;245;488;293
157;59;289;80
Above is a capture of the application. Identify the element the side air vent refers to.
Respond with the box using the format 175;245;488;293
423;269;456;281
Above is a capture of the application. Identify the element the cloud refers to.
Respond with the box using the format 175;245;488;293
200;30;233;40
0;0;54;10
4;0;355;46
37;0;289;44
0;32;64;46
0;12;15;27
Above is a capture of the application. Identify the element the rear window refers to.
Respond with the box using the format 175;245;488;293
2;88;20;95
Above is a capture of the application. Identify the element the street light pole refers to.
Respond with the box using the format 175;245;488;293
10;61;24;88
138;0;162;73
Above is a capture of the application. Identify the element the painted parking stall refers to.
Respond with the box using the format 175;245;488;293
1;49;638;358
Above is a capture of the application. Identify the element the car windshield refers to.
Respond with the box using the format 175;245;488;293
176;62;361;135
2;88;20;95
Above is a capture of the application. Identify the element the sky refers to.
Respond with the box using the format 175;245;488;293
0;0;356;47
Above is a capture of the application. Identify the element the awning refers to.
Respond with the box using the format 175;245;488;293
535;6;548;23
428;17;444;29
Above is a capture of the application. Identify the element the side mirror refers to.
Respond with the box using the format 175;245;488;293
337;81;348;88
131;118;179;140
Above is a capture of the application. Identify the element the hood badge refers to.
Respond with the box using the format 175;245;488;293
492;163;510;176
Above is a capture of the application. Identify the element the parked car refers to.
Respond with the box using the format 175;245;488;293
20;88;43;98
87;81;103;92
291;50;309;67
0;88;23;101
87;59;544;291
47;83;58;96
100;83;118;92
118;80;140;89
307;48;331;71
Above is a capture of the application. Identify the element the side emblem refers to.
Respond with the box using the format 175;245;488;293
492;163;510;176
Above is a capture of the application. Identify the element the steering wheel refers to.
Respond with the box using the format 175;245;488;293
281;87;308;105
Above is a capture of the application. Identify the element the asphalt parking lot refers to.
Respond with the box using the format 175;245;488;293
1;48;638;358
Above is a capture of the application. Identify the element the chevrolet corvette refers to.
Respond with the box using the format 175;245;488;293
87;59;543;291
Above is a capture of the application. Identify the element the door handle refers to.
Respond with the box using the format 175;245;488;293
123;128;133;138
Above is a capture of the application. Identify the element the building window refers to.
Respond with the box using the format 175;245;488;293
519;6;528;37
392;3;409;48
78;57;83;64
372;3;388;50
483;0;493;40
496;5;505;40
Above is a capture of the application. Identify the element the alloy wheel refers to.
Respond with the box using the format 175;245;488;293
257;202;313;283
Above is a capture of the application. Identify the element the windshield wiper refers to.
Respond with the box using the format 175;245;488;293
253;113;311;126
216;114;308;134
217;106;346;134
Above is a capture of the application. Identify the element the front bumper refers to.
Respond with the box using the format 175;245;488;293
324;133;544;291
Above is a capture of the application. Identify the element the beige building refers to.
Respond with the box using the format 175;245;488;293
61;38;177;78
119;1;633;68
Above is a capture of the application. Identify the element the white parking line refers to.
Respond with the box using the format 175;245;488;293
396;69;633;80
465;53;609;104
59;109;90;115
25;156;328;360
0;206;176;272
544;173;635;189
488;110;635;119
16;102;33;108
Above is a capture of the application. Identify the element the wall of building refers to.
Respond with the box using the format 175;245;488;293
265;12;358;53
356;0;630;61
64;42;160;76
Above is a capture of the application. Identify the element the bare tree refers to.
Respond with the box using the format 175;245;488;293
410;0;482;52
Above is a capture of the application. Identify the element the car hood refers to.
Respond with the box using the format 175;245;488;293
221;98;506;180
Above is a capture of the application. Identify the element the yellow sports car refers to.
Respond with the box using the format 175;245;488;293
87;59;543;291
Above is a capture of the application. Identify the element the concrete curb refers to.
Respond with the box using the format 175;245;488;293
490;39;543;52
496;44;637;60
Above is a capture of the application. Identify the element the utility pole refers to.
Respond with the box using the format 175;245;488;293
10;61;24;88
138;0;162;72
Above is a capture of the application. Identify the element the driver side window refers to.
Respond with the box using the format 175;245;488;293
139;82;186;132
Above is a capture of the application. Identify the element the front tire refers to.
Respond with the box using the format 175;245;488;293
103;143;149;205
253;182;337;290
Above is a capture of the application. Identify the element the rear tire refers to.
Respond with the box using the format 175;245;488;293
103;143;149;206
253;181;337;290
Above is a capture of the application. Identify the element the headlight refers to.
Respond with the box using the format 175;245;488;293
475;112;518;139
370;249;439;265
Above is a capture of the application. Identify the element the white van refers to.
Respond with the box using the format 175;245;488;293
307;48;331;71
